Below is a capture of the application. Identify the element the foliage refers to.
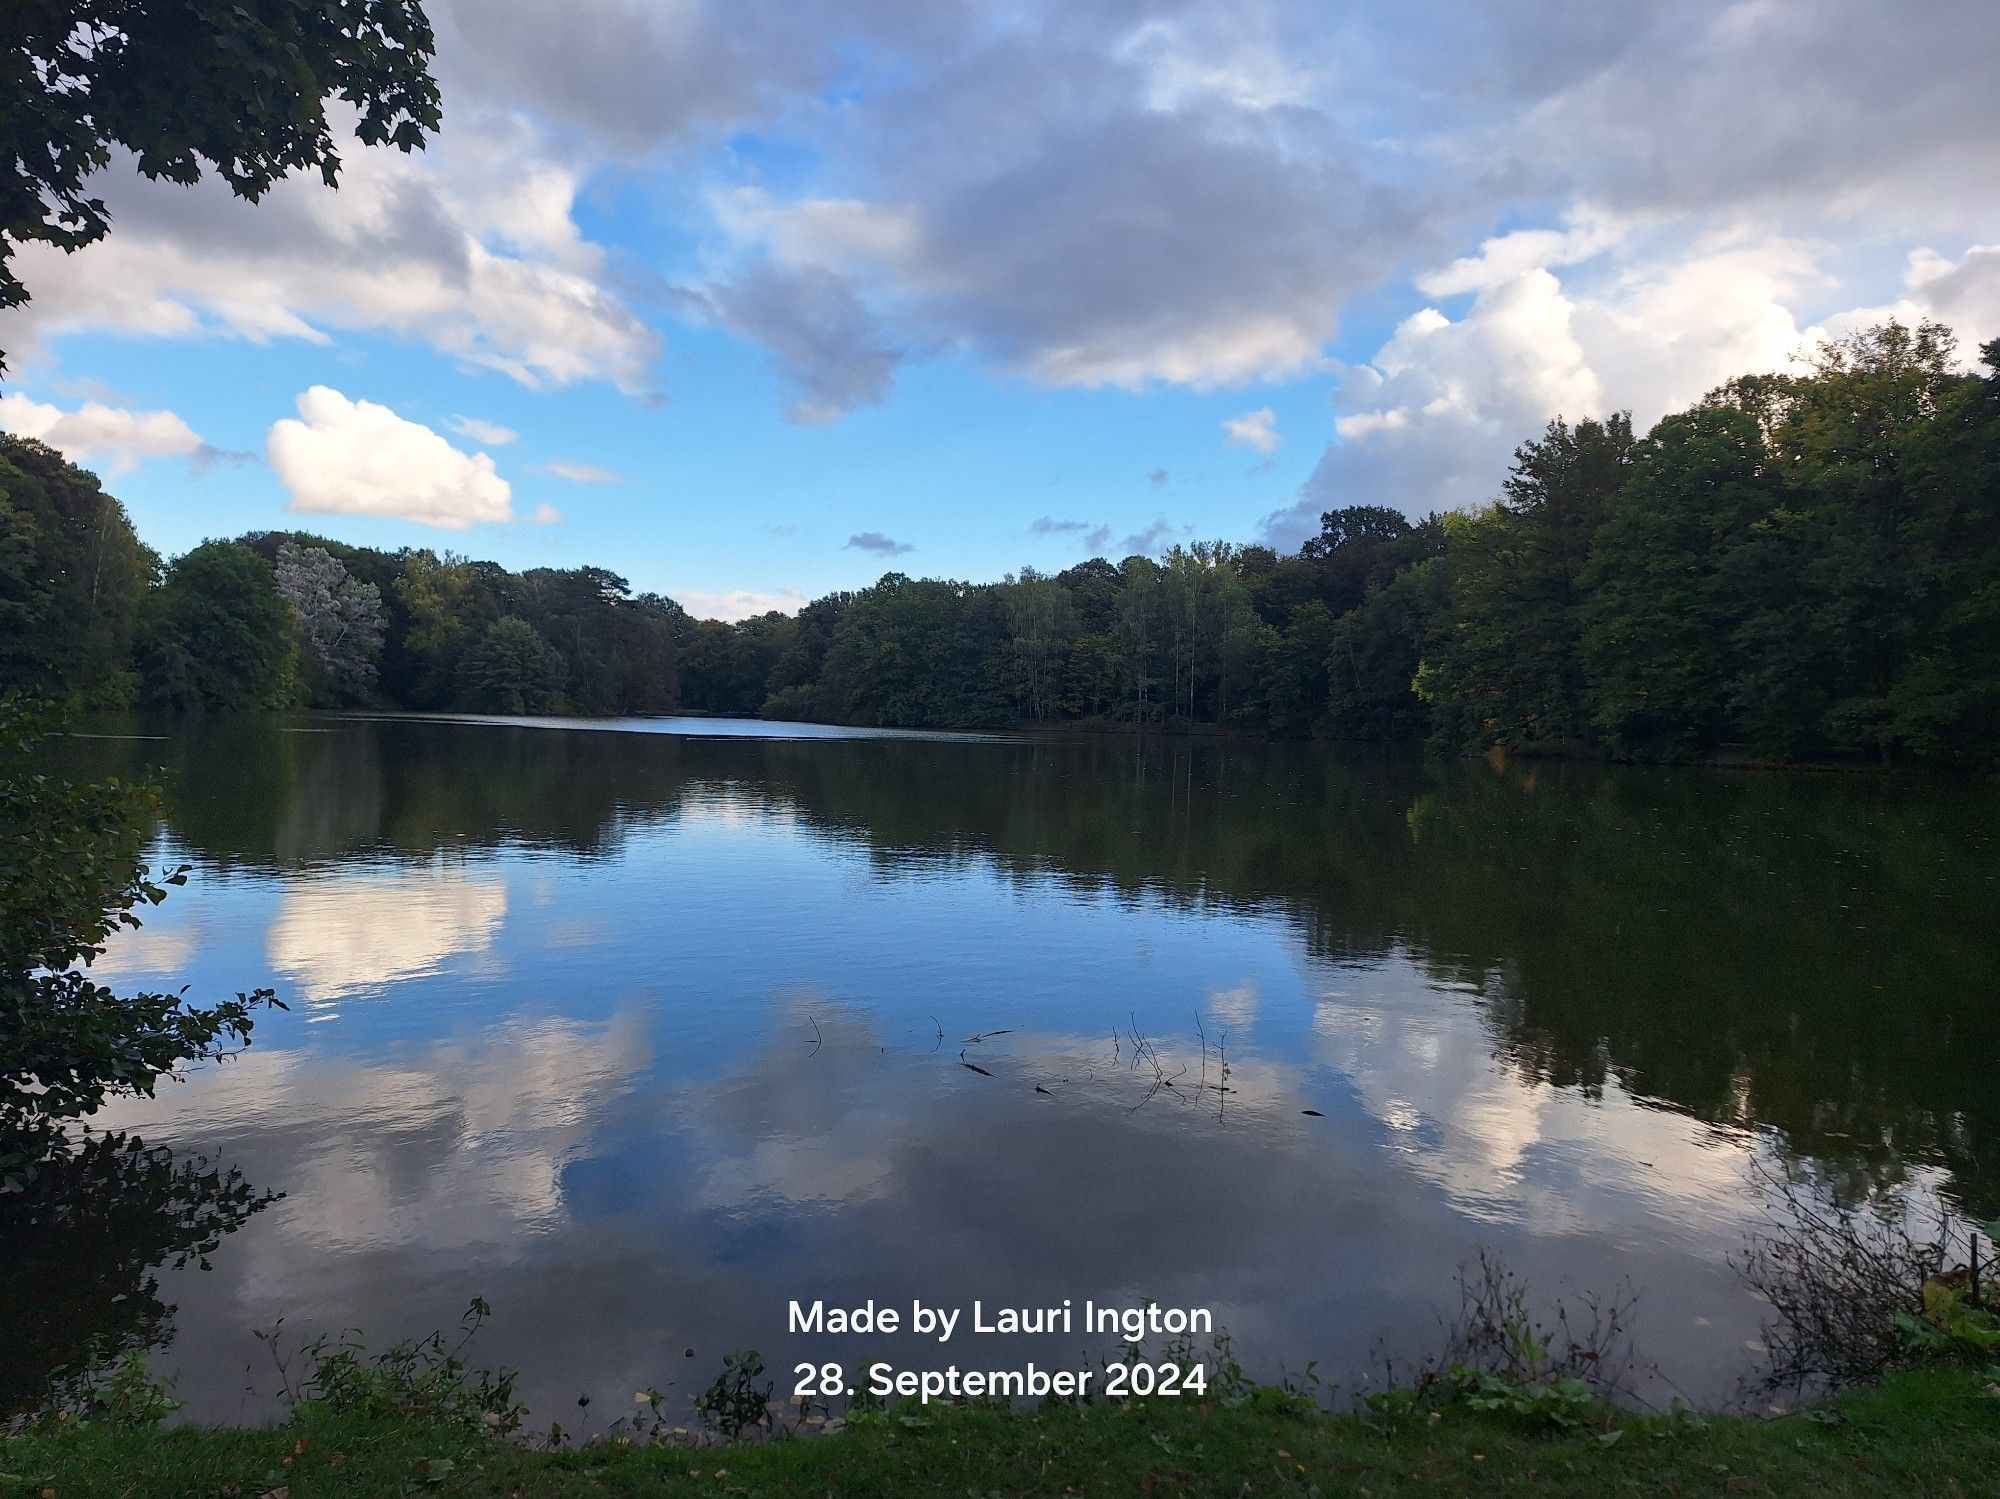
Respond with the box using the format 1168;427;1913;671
0;436;156;702
29;1348;182;1432
8;321;2000;767
140;540;297;709
458;616;564;714
1891;1285;2000;1357
275;541;386;703
262;1299;524;1436
693;1349;774;1439
0;0;441;371
0;698;280;1180
1366;1250;1639;1435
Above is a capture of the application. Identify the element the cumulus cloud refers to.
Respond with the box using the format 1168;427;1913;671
0;114;659;393
1418;212;1628;298
0;392;206;473
845;531;913;556
640;0;1992;424
1266;238;1835;542
1913;244;2000;319
535;459;623;483
676;586;809;622
267;386;514;530
449;415;518;445
1223;407;1281;454
665;7;1441;412
532;503;564;525
1799;245;2000;375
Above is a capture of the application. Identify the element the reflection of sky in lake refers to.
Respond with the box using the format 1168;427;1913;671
78;744;1806;1424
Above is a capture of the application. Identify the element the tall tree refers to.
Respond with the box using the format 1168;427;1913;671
140;541;294;709
457;616;563;714
274;541;385;704
0;435;154;700
1417;415;1635;749
1579;406;1779;758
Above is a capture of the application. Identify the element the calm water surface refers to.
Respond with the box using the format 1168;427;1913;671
9;714;1999;1418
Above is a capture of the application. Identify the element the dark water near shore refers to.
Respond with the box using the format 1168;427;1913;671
8;714;1999;1420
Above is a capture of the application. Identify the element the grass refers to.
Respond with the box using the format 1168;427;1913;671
7;1366;2000;1498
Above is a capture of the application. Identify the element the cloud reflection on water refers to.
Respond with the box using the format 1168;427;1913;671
264;861;508;1009
93;958;1773;1421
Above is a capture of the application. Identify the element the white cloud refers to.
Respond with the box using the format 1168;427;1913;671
677;586;809;622
266;863;508;1009
1900;244;2000;359
449;415;519;445
1268;237;1845;540
1805;245;2000;373
1223;407;1281;454
0;392;204;473
532;503;565;525
267;386;514;530
0;114;659;393
1418;211;1629;298
535;459;623;483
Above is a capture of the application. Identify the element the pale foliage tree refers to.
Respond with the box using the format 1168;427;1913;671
274;543;386;701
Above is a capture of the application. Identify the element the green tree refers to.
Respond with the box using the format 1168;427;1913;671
1753;321;1969;762
1418;416;1634;750
1000;568;1075;722
0;436;155;701
1;0;440;370
457;616;563;714
140;541;295;709
394;551;502;709
1885;338;2000;760
1579;406;1779;758
1325;553;1448;741
818;574;1006;728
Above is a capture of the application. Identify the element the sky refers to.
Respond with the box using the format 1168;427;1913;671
3;0;1999;619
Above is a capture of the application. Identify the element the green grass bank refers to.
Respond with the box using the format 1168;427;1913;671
8;1366;1999;1498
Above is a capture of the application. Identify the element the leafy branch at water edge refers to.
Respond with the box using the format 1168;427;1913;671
0;696;282;1187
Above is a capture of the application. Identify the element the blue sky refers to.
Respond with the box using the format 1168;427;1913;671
3;0;1998;618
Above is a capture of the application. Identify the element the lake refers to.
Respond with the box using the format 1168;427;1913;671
9;713;1999;1421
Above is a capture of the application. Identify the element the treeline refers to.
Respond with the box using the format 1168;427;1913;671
3;321;1997;764
0;444;687;716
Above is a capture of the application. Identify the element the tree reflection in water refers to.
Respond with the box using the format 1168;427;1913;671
0;1132;274;1414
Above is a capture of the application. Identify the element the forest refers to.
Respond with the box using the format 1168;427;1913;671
4;320;1997;766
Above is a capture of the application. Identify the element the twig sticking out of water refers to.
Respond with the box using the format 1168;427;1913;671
1123;1014;1187;1114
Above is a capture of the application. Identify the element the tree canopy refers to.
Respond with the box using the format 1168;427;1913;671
3;321;1996;768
